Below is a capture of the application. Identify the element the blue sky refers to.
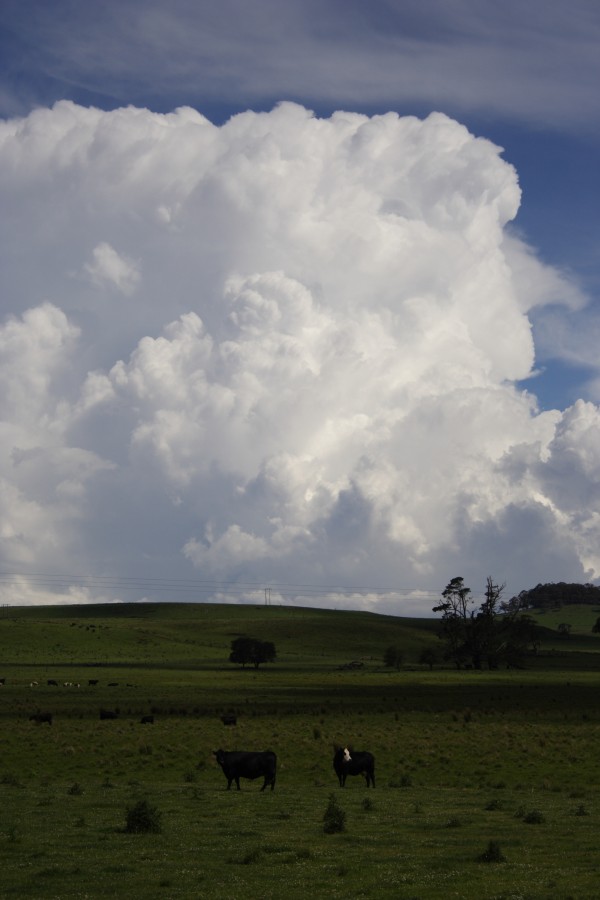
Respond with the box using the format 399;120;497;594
1;0;599;609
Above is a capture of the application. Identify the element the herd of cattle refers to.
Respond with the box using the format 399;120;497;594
15;676;375;790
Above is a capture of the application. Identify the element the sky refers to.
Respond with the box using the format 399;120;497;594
1;0;599;613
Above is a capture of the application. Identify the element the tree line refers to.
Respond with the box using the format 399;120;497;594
510;582;600;610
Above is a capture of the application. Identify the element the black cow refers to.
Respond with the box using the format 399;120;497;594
213;749;277;791
99;708;118;720
29;712;52;725
140;715;154;724
333;747;375;788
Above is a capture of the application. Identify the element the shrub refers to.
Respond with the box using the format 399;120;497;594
323;793;346;834
477;840;506;863
124;799;162;834
523;809;545;824
68;782;83;796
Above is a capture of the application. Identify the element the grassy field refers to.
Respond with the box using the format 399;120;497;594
1;602;600;899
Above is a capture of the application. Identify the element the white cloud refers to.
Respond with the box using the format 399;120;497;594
84;242;140;295
0;101;598;608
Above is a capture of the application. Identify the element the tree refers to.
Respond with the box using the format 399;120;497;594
592;617;600;634
471;576;506;669
229;636;276;669
432;577;473;668
418;647;439;670
383;645;404;670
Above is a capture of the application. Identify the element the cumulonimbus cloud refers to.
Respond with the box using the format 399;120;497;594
0;100;598;608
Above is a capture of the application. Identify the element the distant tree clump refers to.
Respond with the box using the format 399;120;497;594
433;576;539;670
592;617;600;634
510;582;600;610
229;636;276;669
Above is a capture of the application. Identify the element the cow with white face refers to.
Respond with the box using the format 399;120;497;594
333;746;375;788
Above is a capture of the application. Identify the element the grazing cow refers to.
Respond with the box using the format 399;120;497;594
47;679;58;686
213;749;277;791
140;715;154;724
107;682;119;687
88;679;99;686
29;712;52;725
99;708;118;720
333;746;375;788
221;713;237;726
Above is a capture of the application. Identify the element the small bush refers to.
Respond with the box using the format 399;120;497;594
124;799;162;834
68;782;83;796
361;797;374;811
1;773;23;788
523;809;545;824
574;804;589;817
323;793;346;834
477;840;506;863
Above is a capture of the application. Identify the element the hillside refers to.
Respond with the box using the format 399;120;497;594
0;601;440;670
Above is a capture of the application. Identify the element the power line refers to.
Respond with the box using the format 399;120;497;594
0;569;447;600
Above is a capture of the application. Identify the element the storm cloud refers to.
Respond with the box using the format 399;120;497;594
0;101;598;609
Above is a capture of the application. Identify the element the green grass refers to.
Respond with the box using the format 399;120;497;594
1;601;600;898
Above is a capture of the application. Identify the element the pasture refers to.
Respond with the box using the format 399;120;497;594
1;602;600;899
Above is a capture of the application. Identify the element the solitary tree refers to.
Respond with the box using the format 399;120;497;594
229;636;276;669
418;647;439;670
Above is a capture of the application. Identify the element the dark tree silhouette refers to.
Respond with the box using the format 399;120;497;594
434;576;538;669
229;636;276;669
419;647;439;670
383;645;404;669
